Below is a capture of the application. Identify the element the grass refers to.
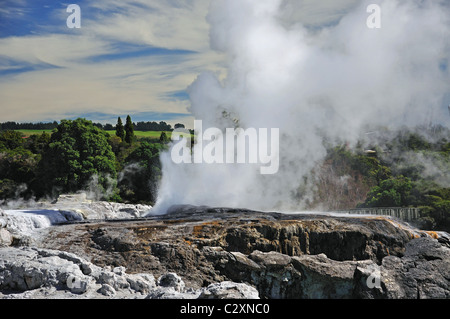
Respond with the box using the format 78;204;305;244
16;129;54;137
16;129;173;139
104;130;173;139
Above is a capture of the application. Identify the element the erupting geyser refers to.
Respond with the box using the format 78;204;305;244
152;0;450;215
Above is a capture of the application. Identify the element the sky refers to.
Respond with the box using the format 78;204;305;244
0;0;363;127
1;0;449;128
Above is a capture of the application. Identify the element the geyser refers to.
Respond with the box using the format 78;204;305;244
153;0;450;214
170;120;280;175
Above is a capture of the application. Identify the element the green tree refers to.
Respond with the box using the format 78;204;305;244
363;176;412;207
0;130;25;151
0;148;38;200
124;115;135;144
159;131;169;144
118;141;163;204
419;192;450;231
36;118;117;198
108;135;123;155
25;131;51;154
115;117;125;141
0;131;37;200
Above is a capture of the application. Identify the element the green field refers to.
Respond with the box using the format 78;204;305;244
104;130;173;139
16;129;54;137
16;129;173;139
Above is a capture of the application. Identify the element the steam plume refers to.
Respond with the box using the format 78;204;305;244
153;0;450;214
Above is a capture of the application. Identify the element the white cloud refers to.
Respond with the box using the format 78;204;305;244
0;34;111;66
0;50;223;122
0;0;225;123
87;0;212;51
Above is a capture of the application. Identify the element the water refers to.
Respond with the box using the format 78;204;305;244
2;209;82;236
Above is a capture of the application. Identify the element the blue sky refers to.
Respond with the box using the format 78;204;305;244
3;0;447;128
1;0;371;127
0;0;225;126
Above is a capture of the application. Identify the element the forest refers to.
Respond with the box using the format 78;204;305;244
307;125;449;231
0;117;448;231
0;116;166;206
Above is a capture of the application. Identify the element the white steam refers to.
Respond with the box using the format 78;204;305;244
153;0;450;214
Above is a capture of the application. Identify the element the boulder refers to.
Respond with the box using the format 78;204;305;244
0;229;12;247
291;254;361;299
380;237;450;299
0;247;90;292
98;284;115;297
198;281;259;299
0;211;7;228
157;273;185;292
126;273;156;294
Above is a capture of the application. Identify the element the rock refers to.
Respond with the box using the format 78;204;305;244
0;217;7;228
38;249;93;275
98;284;115;297
0;247;88;292
2;205;449;299
67;274;91;294
90;227;138;252
1;210;71;237
291;254;361;299
205;249;261;281
379;237;450;299
0;246;192;299
198;281;259;299
0;229;12;247
113;266;126;275
246;251;301;299
97;270;130;291
145;273;208;299
353;261;385;298
126;273;156;294
54;195;152;220
250;250;292;268
56;193;88;203
146;287;200;299
58;210;83;222
157;273;185;292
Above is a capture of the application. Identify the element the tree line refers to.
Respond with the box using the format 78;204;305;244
0;119;183;132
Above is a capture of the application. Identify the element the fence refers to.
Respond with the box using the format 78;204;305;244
335;207;420;222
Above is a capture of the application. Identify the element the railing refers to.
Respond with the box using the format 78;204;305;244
335;207;420;222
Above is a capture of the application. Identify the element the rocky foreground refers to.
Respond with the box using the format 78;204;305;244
1;201;449;299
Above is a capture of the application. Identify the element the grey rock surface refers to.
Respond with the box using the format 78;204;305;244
0;229;12;247
1;204;449;299
198;281;260;299
0;246;258;299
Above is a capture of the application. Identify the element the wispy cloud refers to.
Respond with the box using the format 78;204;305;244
0;0;387;126
0;0;225;125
